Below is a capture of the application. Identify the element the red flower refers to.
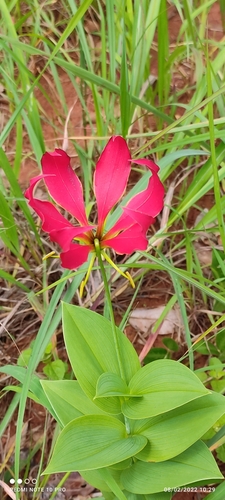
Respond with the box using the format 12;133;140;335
25;136;164;272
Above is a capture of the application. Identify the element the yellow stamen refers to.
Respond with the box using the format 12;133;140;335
125;271;135;289
101;251;135;289
42;251;59;261
80;253;96;298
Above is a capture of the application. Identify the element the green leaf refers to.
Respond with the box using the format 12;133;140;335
81;469;172;499
42;360;66;380
0;268;29;292
195;340;219;356
17;348;32;367
41;380;108;427
120;29;131;137
95;373;130;398
62;303;140;413
121;441;223;494
91;468;127;500
122;359;209;419
216;443;225;463
80;468;123;494
216;330;225;353
211;378;225;393
209;358;224;379
132;392;225;462
0;190;19;251
204;482;225;500
162;338;179;352
0;147;39;239
0;365;57;419
110;459;132;470
144;348;167;363
43;415;147;473
123;493;172;500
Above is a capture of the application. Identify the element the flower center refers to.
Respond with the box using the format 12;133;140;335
79;238;135;297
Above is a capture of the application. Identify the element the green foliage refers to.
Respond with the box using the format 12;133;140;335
216;443;225;463
121;441;222;495
122;360;209;419
62;303;140;414
144;338;179;364
44;415;147;473
17;341;69;380
40;305;225;497
42;360;68;380
144;347;168;363
42;380;108;426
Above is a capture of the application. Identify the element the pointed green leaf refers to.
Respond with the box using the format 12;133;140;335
62;303;140;413
41;380;107;426
122;359;209;419
43;415;147;473
133;392;225;462
95;373;130;398
121;441;223;494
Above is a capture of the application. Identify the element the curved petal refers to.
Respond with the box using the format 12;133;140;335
102;224;148;254
50;226;94;252
25;175;93;251
25;175;74;233
94;136;131;229
42;149;88;225
129;158;164;220
60;244;92;269
122;208;155;233
105;158;164;235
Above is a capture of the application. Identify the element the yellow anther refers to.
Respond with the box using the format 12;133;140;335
79;254;96;298
80;280;86;298
126;272;135;288
101;251;135;289
42;251;59;261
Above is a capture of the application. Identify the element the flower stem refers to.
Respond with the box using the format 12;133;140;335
94;239;125;380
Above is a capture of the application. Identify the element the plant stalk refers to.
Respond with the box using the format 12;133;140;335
94;239;125;380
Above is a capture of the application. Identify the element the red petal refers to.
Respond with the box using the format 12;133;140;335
102;224;147;254
41;149;88;225
50;226;94;252
60;244;92;269
94;136;131;229
130;158;164;220
122;208;155;232
25;175;74;232
25;175;93;251
105;158;164;235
